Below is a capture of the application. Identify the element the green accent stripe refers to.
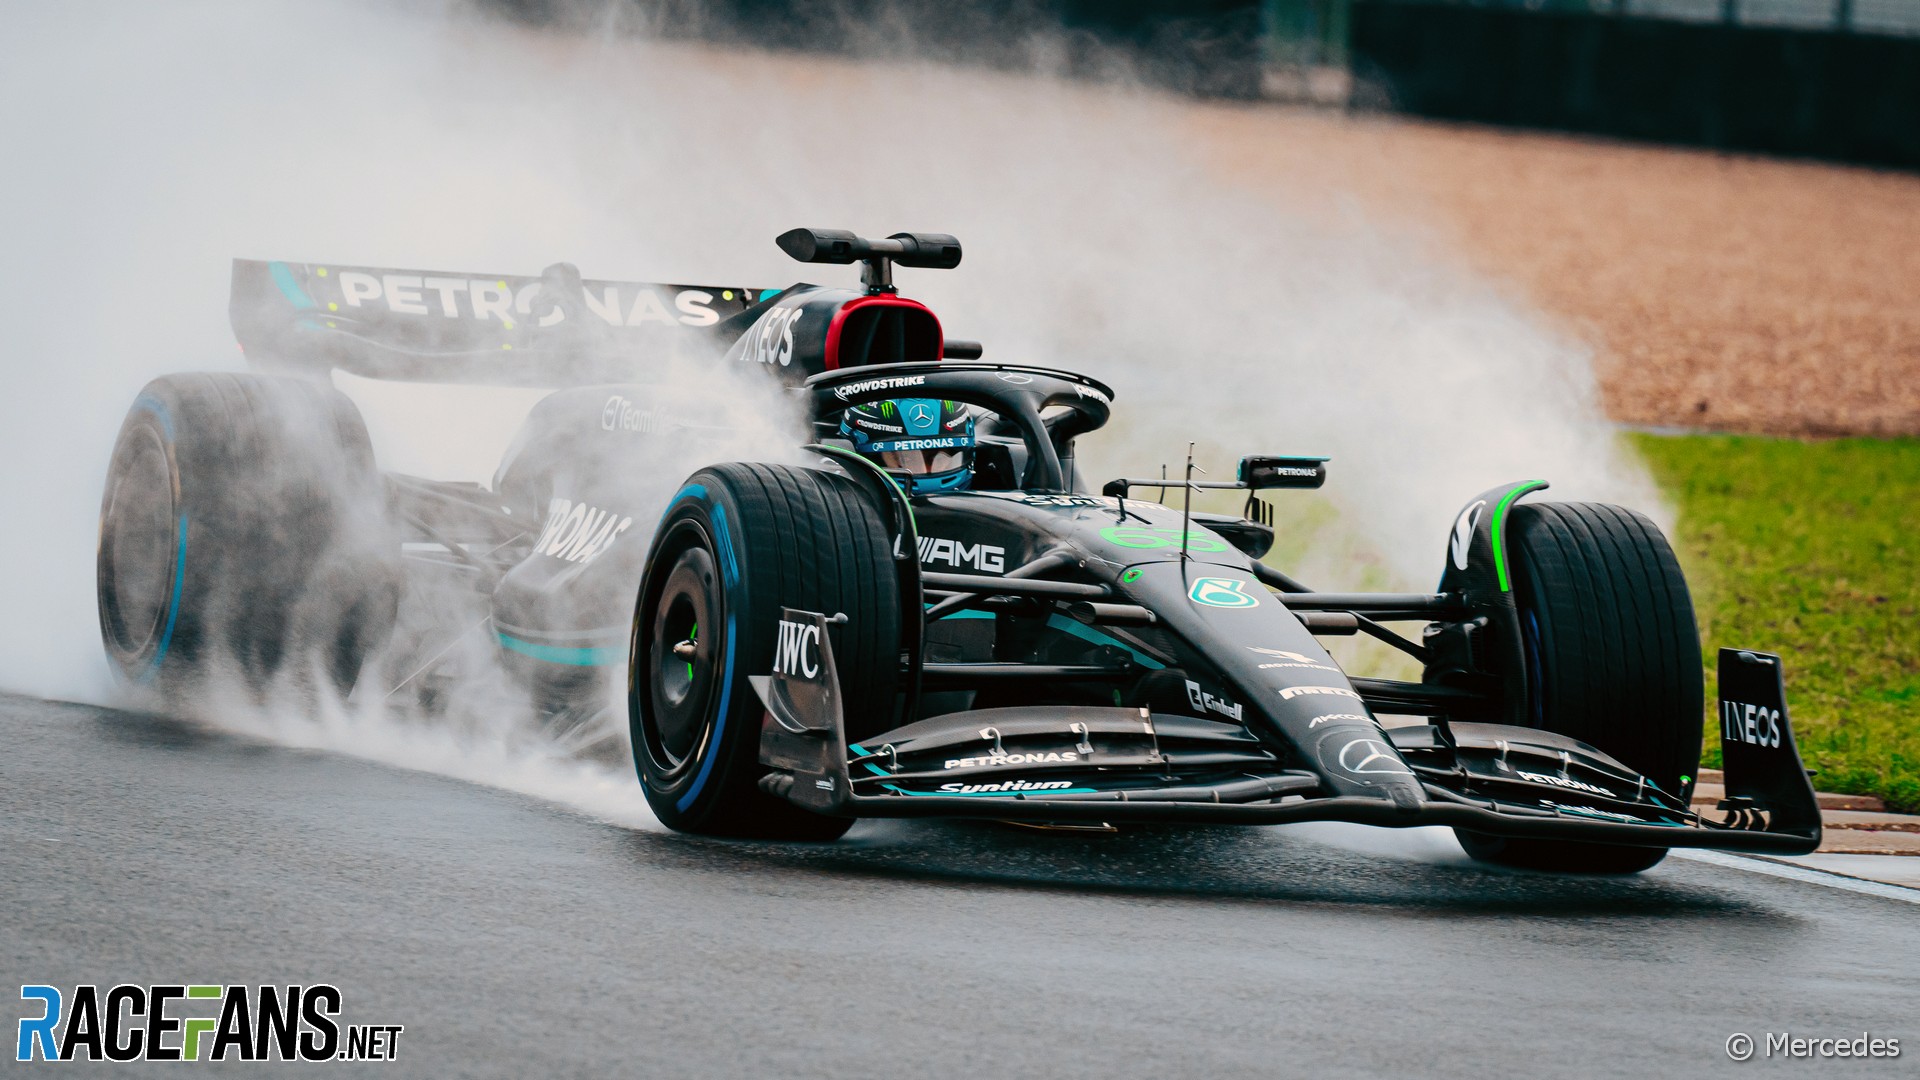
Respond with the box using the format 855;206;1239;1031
186;985;222;999
1491;480;1547;593
496;631;621;666
812;443;916;532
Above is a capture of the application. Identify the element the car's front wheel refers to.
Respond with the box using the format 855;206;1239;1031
1456;501;1703;874
629;462;900;840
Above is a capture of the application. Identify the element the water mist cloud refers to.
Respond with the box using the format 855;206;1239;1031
0;0;1655;816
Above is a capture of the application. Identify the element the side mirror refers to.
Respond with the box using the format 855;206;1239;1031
1238;455;1327;490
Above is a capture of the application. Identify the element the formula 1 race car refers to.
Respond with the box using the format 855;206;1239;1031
98;228;1822;873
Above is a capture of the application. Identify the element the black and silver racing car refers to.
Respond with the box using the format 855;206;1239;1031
97;228;1822;873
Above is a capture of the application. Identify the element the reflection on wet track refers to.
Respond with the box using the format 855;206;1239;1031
5;695;1914;1079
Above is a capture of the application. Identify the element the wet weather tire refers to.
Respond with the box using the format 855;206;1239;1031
96;373;399;702
630;462;901;841
1456;501;1703;875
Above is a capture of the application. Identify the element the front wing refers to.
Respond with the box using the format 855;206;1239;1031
753;610;1822;855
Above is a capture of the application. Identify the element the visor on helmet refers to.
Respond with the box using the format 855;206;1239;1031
880;448;967;476
840;398;977;494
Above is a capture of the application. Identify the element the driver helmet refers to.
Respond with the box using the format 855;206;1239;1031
840;397;976;494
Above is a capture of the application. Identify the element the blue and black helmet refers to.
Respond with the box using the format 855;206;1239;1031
839;398;976;494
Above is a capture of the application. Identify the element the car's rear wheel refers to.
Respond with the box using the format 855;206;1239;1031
1456;501;1703;874
97;373;399;703
630;462;900;840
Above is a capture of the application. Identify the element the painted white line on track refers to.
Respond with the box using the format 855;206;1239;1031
1673;849;1920;905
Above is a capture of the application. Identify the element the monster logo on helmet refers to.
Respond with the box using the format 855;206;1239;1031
840;397;977;494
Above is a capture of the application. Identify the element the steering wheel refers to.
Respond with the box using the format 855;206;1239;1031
806;362;1113;493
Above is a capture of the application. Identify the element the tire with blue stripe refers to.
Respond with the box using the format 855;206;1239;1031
630;462;900;839
96;374;399;701
1456;501;1702;874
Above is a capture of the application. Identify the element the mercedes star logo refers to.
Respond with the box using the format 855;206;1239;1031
1336;737;1411;776
909;403;935;425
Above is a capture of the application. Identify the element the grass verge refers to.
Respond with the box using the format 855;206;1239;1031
1632;434;1920;812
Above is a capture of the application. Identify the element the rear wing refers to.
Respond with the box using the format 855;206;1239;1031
231;258;783;386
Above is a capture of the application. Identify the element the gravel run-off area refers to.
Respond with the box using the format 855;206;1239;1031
1191;104;1920;437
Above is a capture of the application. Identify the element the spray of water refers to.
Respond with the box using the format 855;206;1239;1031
0;0;1660;833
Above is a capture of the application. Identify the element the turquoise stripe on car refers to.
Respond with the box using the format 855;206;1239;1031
929;609;1165;670
495;631;620;667
267;261;317;309
140;513;189;681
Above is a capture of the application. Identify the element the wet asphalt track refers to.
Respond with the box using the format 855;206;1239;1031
4;692;1916;1078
